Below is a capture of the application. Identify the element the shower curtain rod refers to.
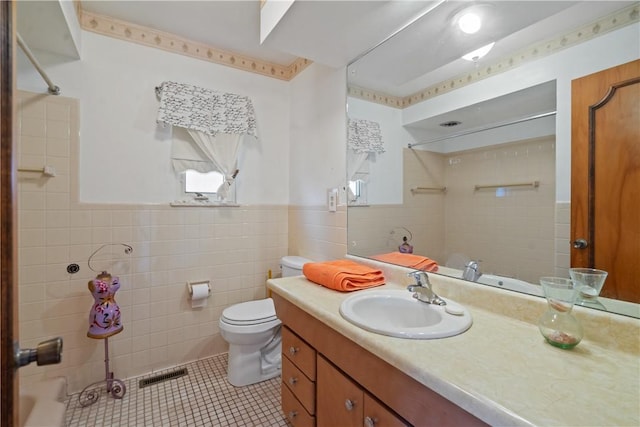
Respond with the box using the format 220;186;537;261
16;32;60;95
408;111;556;149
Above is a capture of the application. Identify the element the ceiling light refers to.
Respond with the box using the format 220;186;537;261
458;12;481;34
462;42;495;62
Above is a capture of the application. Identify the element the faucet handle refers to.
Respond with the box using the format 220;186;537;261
462;260;483;281
407;270;429;286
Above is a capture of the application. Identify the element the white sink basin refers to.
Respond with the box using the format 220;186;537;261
339;289;472;339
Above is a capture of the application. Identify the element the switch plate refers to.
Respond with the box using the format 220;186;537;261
327;188;338;212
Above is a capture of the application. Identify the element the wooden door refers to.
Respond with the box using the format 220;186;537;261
571;59;640;303
317;355;362;427
0;1;18;425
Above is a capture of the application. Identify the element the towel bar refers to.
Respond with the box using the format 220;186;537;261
17;166;57;177
474;181;539;191
411;186;446;193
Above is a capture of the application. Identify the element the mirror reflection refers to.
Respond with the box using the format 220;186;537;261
346;1;639;318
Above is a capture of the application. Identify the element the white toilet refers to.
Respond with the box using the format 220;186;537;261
219;255;311;386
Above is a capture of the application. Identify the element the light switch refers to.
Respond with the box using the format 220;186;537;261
327;188;338;212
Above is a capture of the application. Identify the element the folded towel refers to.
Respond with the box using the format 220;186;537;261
303;259;385;292
371;252;439;272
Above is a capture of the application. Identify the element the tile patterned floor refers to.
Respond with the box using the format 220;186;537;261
65;354;288;426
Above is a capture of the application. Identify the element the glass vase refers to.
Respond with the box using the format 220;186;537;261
569;268;608;303
538;277;583;349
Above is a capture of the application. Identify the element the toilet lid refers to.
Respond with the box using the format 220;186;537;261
221;298;277;326
281;256;311;270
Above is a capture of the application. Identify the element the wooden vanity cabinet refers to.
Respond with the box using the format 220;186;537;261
317;354;408;427
273;293;488;427
281;326;317;426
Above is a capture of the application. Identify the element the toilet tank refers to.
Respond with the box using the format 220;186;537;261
281;256;311;277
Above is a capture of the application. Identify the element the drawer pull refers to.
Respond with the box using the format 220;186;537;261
288;411;298;420
345;399;356;411
288;377;298;386
289;346;299;356
364;416;377;427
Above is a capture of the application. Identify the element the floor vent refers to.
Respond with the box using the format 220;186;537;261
138;368;188;388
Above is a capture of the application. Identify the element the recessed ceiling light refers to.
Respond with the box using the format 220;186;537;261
462;42;495;62
458;12;482;34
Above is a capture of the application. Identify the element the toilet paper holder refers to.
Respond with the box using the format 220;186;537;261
188;281;211;297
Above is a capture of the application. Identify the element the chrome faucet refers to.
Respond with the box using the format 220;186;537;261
462;260;482;282
407;271;446;306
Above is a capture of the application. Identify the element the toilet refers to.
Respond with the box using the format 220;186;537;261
219;255;311;386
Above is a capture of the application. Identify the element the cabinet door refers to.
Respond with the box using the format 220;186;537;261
364;394;409;427
317;355;362;427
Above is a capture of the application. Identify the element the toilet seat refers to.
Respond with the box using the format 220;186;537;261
221;298;278;326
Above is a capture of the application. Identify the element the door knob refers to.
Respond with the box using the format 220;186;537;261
14;337;63;368
573;238;589;249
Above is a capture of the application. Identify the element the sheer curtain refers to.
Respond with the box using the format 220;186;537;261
347;151;369;183
186;130;242;200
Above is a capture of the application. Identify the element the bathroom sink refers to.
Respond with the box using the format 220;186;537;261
339;289;472;339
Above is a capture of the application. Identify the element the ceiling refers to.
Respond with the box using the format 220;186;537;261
80;0;298;64
349;1;636;97
79;1;440;67
76;1;636;93
405;80;556;135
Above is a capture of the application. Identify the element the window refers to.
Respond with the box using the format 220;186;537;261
171;169;237;205
185;169;224;194
348;179;367;205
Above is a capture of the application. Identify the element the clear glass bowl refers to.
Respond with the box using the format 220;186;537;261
538;277;583;349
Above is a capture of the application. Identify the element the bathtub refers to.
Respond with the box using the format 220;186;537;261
477;274;544;296
19;378;66;427
437;266;544;297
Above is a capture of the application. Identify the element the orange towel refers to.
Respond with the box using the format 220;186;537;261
371;252;439;272
302;259;385;292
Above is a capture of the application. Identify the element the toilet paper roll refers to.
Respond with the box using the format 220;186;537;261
190;282;209;308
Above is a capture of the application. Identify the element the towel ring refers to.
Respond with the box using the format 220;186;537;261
88;243;133;273
391;226;412;243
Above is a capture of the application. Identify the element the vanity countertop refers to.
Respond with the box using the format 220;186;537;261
267;270;640;427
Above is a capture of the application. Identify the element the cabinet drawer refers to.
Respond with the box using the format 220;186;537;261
283;355;316;415
282;382;315;427
283;326;316;380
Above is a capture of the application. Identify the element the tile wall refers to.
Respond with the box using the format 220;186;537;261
347;148;446;261
288;205;347;262
554;202;571;278
16;91;289;392
444;137;556;282
347;138;563;283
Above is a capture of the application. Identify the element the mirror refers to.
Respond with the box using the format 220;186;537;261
346;1;639;318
